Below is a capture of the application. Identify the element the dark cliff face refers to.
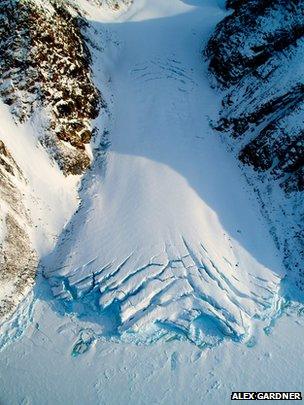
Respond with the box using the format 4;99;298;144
0;0;102;175
205;0;304;193
205;0;304;289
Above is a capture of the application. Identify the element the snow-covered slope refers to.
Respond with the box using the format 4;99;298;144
0;0;100;323
43;0;284;345
0;0;101;174
205;0;304;293
0;101;79;323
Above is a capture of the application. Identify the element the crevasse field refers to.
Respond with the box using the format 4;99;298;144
0;0;303;403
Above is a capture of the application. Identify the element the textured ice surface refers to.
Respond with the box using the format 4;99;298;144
44;0;284;345
0;294;303;404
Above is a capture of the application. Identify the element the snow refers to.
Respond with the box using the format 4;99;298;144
0;288;303;404
0;0;303;403
0;102;79;256
44;0;284;343
0;101;79;324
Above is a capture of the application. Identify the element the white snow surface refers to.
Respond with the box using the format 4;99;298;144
43;0;284;344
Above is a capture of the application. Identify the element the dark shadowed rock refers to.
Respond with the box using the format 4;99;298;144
205;0;304;290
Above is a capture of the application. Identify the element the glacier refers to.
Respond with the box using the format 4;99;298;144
42;0;284;345
0;0;303;403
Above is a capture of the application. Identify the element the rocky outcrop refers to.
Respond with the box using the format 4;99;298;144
0;0;102;174
205;0;304;288
0;140;37;322
205;0;304;191
87;0;133;8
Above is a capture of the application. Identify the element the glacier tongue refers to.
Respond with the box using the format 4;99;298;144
44;0;284;345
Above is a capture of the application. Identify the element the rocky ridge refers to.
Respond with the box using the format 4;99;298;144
205;0;304;290
0;0;102;175
0;140;37;322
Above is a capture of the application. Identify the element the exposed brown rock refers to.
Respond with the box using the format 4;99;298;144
0;0;102;175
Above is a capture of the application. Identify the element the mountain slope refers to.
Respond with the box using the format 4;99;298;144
0;0;102;323
0;138;37;321
205;0;304;293
0;0;101;174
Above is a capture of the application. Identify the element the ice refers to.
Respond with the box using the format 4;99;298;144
43;0;284;345
0;0;303;403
